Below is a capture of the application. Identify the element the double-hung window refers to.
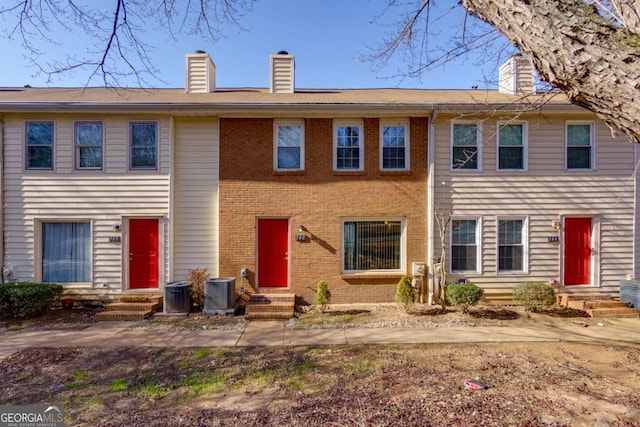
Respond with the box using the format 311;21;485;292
497;218;527;272
274;121;304;170
41;221;91;283
451;219;480;272
566;122;594;170
452;122;481;170
343;219;404;273
130;122;158;170
75;122;103;170
380;121;409;170
25;121;54;170
497;121;527;170
334;121;363;171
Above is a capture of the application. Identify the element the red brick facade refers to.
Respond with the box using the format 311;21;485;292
219;116;429;304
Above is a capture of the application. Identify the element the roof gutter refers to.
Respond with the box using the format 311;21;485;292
0;101;583;115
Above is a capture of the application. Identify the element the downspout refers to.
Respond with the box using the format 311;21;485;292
427;109;438;304
634;142;639;280
168;115;175;284
214;118;220;278
0;116;3;283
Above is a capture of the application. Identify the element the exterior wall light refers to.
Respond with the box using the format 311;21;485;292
295;225;307;241
112;224;122;233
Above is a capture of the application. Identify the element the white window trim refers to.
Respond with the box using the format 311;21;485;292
495;216;529;274
450;216;483;274
496;121;528;172
333;119;364;172
74;121;104;171
450;120;483;171
379;120;410;171
341;217;406;274
34;218;93;285
128;121;159;171
565;120;595;171
24;120;55;171
273;119;305;171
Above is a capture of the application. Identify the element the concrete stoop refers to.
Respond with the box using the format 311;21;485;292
558;292;639;318
245;293;295;319
95;294;163;321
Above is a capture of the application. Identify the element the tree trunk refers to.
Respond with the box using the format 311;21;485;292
462;0;640;143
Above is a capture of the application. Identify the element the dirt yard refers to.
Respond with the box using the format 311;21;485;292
1;305;640;426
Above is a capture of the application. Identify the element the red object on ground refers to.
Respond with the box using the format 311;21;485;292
464;379;488;390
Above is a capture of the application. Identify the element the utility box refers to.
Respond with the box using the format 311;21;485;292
164;281;191;314
412;262;426;276
204;277;236;314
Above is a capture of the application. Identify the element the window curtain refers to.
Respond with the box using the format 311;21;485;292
42;223;90;282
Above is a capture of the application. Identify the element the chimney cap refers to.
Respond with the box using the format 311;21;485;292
194;49;207;54
276;50;289;55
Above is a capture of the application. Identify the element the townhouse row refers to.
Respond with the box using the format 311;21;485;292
0;52;636;303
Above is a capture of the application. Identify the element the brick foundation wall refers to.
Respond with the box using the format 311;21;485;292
219;116;428;304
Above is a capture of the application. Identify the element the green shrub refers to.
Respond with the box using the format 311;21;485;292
395;275;415;311
446;283;484;313
313;280;331;312
0;283;63;318
513;282;556;311
187;267;210;310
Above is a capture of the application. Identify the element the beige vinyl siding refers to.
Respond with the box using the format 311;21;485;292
498;56;535;95
435;113;635;293
185;54;215;93
172;117;220;280
3;114;171;291
270;55;295;94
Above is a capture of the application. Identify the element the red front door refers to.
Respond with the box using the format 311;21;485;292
564;217;591;285
129;218;159;289
257;219;289;288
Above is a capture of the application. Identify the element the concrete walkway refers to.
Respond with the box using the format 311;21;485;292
1;318;639;359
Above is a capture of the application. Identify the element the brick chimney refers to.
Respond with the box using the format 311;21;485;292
498;54;535;95
270;51;295;94
185;51;216;93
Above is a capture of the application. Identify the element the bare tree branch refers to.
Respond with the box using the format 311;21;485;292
0;0;254;87
365;1;514;86
462;0;640;142
368;0;640;142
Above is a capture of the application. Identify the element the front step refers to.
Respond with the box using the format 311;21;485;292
103;302;159;312
94;310;153;321
585;307;639;318
245;293;295;320
96;294;163;321
558;292;638;318
558;292;613;307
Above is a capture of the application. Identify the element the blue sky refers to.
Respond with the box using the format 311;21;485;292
0;0;506;89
